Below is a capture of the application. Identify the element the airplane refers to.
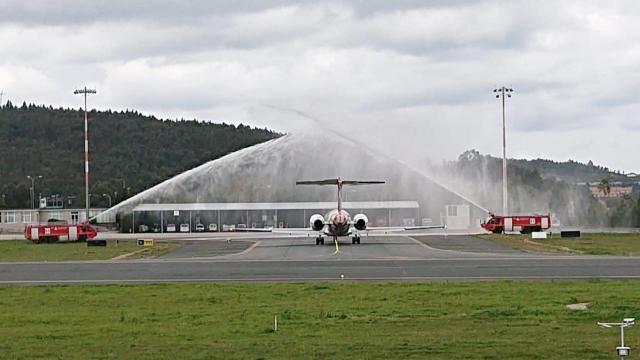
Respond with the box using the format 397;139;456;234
242;177;445;245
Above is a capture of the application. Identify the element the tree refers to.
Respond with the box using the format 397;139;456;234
597;178;611;197
634;197;640;227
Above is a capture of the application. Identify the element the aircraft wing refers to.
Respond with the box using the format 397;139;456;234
361;225;446;234
233;227;316;234
231;227;274;232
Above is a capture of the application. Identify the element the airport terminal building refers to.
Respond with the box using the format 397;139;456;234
127;201;422;233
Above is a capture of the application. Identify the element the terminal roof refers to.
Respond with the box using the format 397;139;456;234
132;201;419;212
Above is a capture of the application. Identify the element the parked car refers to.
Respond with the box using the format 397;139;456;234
138;224;149;233
152;224;161;233
180;224;190;232
195;224;205;232
166;224;176;232
208;223;218;232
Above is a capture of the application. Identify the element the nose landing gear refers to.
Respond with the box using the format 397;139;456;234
315;236;325;245
351;236;361;244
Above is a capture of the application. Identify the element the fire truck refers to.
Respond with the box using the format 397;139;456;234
24;222;98;243
481;212;551;234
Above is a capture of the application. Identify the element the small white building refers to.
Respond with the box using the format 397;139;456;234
444;204;471;230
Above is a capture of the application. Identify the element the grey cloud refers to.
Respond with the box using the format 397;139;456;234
1;0;640;172
0;0;479;25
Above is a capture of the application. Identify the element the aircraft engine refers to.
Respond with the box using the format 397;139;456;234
309;214;325;231
353;214;368;230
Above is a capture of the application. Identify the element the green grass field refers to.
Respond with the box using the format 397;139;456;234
484;233;640;255
0;281;639;359
0;240;181;261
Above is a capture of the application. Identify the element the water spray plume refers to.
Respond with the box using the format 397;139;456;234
93;105;491;226
263;105;490;213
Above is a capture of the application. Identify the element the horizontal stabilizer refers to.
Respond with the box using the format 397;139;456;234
296;178;385;186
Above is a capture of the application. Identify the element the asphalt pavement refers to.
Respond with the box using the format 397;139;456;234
2;235;640;284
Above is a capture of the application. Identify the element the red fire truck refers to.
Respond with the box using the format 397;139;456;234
481;212;551;234
24;223;98;243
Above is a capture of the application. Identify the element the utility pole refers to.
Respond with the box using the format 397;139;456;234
493;86;513;216
73;86;97;223
0;90;4;105
27;175;43;209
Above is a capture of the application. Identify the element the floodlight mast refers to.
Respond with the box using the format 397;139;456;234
493;86;513;216
73;86;97;223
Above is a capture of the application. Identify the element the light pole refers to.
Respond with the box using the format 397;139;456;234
102;193;112;208
493;86;513;216
26;175;43;209
598;318;635;358
74;86;97;223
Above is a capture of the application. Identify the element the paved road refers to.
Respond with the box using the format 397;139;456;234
2;235;640;284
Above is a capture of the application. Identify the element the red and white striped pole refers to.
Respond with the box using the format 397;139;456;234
74;86;96;223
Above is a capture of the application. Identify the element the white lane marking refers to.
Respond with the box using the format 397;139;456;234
1;255;640;265
4;275;640;284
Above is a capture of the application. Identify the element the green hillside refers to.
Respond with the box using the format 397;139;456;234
0;101;279;209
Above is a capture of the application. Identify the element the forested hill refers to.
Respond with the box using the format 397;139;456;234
456;150;633;185
511;158;631;184
0;102;279;209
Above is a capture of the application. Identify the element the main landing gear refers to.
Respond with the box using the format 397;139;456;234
315;236;325;245
351;236;361;244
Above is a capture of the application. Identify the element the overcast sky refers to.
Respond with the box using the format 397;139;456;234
1;0;639;172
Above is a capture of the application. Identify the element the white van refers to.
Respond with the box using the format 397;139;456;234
208;223;218;232
166;224;176;232
180;224;190;232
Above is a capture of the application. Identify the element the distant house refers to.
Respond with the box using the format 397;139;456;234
589;185;633;198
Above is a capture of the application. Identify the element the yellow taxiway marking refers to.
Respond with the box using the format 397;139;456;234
237;240;262;256
407;236;438;251
111;248;148;260
333;238;340;255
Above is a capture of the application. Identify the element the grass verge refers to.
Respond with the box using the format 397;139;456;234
483;233;640;255
0;281;638;359
0;240;182;261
